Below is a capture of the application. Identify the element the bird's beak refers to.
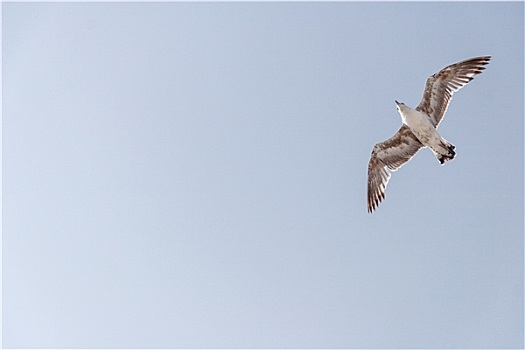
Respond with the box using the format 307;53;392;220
395;100;400;105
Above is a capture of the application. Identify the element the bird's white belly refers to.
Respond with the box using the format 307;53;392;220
402;109;441;147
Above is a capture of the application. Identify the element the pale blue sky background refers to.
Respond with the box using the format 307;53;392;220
2;2;523;348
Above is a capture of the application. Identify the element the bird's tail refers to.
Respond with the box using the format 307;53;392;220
433;139;456;165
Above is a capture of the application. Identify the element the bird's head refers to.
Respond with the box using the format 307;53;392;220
395;100;406;113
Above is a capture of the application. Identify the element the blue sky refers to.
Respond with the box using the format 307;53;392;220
3;2;523;348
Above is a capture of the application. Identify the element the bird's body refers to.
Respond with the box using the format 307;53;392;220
396;101;456;164
367;56;491;213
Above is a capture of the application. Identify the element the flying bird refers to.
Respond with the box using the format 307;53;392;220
367;56;491;213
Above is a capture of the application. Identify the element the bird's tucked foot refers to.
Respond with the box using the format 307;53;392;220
438;143;456;164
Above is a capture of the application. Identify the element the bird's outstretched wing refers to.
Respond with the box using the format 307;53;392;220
367;125;423;213
416;56;491;127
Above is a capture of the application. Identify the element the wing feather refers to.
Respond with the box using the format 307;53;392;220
416;56;491;127
367;125;422;213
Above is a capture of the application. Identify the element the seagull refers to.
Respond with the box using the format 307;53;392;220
367;56;491;213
